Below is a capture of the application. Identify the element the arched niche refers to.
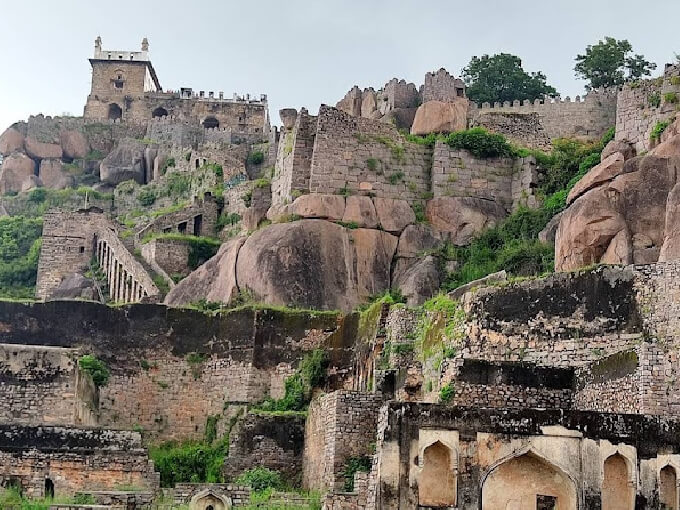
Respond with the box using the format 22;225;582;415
152;107;168;118
108;103;122;120
189;488;232;510
418;440;457;507
661;464;678;510
481;451;577;510
202;116;219;129
602;453;635;510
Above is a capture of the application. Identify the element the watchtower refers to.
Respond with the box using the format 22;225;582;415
83;36;161;121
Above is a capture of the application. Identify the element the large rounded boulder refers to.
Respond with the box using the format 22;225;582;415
0;153;37;193
99;139;147;185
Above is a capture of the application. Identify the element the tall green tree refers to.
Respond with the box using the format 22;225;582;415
575;37;656;89
462;53;557;104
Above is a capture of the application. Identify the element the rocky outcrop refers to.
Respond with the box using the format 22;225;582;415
410;99;468;135
289;194;345;220
0;125;25;155
165;237;245;306
50;273;97;301
39;159;73;190
426;196;506;245
567;152;625;205
24;137;63;160
555;151;680;271
0;153;38;193
342;196;378;228
373;198;415;234
99;139;147;185
392;255;441;306
60;130;90;160
601;139;635;161
396;224;440;258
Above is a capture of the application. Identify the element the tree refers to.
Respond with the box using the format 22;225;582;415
575;37;656;90
462;53;557;104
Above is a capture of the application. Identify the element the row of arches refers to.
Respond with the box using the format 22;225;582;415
415;442;679;510
107;103;222;129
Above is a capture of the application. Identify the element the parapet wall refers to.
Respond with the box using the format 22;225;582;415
470;89;617;143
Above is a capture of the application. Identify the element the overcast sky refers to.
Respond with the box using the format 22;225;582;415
1;0;679;133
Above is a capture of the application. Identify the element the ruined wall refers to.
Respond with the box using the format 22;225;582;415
616;76;680;152
134;195;218;241
271;109;317;206
303;391;382;491
308;106;432;203
375;403;680;510
0;425;158;498
469;90;617;144
432;140;539;210
0;301;355;441
472;111;551;150
223;412;306;482
141;238;190;279
422;68;465;102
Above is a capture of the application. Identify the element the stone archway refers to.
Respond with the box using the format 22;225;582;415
108;103;122;121
602;453;634;510
481;451;577;510
152;107;168;118
661;465;678;510
202;116;219;129
189;488;232;510
418;440;456;507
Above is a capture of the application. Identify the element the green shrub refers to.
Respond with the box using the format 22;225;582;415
665;92;679;104
28;188;47;203
388;171;404;184
166;172;191;196
651;119;673;142
152;274;170;295
248;151;265;165
366;158;378;171
671;76;680;86
649;92;661;108
235;467;284;491
137;188;156;206
342;456;372;491
439;383;455;403
160;157;176;175
217;212;241;230
443;127;515;158
150;439;228;487
0;216;42;298
78;354;110;387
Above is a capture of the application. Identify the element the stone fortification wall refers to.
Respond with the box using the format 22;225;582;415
469;89;617;143
141;237;190;281
422;68;465;102
134;195;218;242
271;109;317;206
0;424;158;498
432;141;539;210
308;106;431;203
472;111;551;150
303;391;382;491
616;76;680;152
0;300;355;441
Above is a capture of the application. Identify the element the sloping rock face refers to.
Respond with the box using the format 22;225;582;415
167;220;400;311
0;153;38;193
410;99;468;135
39;159;73;190
426;196;506;245
555;134;680;271
99;139;147;185
0;125;25;154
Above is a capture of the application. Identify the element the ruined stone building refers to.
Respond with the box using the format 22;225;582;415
4;36;680;510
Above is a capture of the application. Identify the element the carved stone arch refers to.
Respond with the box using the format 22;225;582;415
202;116;220;129
152;107;168;118
480;447;579;510
189;488;232;510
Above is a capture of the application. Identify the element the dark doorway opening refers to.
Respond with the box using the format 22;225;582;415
193;215;203;236
45;478;54;499
108;103;122;120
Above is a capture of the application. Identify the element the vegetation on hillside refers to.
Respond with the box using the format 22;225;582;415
439;127;615;290
575;37;656;90
0;216;43;299
462;53;558;104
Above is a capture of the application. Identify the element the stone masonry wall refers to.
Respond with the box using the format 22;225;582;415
0;425;158;498
303;391;382;491
616;77;680;152
309;106;432;204
472;111;551;150
432;140;539;211
469;89;617;143
0;301;355;442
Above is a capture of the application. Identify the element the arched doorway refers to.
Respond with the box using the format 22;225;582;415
418;440;456;507
152;107;168;118
44;478;54;499
482;452;577;510
602;453;634;510
661;465;678;510
188;488;231;510
108;103;122;120
202;116;219;129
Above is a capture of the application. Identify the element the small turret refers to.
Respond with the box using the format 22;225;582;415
141;37;149;52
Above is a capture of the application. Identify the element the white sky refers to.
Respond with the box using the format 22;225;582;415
1;0;679;133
